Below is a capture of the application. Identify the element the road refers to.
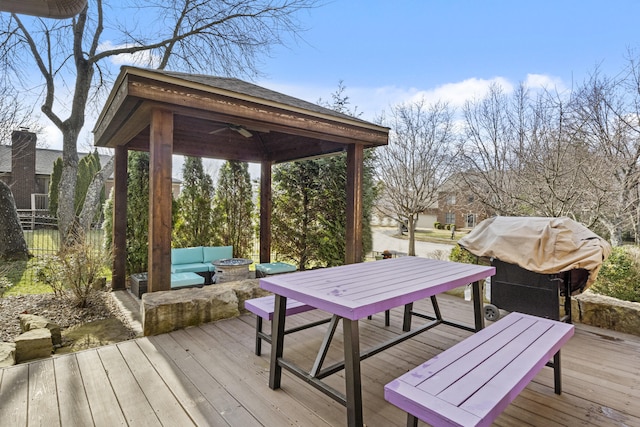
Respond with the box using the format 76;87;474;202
371;227;454;258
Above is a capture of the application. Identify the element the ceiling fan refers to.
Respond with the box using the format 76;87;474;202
209;123;253;138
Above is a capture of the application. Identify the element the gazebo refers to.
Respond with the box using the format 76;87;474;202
93;67;389;293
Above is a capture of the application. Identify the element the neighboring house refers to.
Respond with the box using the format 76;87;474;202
372;203;438;230
0;130;181;216
436;173;491;229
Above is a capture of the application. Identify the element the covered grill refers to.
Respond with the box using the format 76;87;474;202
458;216;611;322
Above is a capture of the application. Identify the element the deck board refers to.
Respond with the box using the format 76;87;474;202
75;350;127;427
28;359;60;426
97;344;161;426
54;355;94;426
1;294;639;426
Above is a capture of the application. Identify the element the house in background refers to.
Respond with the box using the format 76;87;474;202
1;129;180;227
436;173;491;230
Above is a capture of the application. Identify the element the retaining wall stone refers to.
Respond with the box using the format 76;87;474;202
573;291;640;336
0;342;16;367
20;313;62;346
142;279;269;336
14;328;52;363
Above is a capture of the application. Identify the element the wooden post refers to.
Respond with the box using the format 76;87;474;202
111;146;127;290
147;108;173;292
259;160;273;263
345;144;364;264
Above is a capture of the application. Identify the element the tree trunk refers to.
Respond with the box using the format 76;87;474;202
407;215;416;256
78;156;114;232
0;181;30;260
601;218;623;247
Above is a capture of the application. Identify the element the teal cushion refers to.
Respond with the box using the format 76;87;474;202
256;262;296;275
203;245;233;263
172;246;204;265
171;263;209;274
171;272;205;288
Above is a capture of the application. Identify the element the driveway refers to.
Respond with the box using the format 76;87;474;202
372;227;454;258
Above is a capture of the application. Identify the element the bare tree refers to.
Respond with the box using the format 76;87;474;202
376;99;456;256
457;83;608;228
516;87;608;223
0;0;320;245
0;80;39;145
457;83;523;215
572;64;640;245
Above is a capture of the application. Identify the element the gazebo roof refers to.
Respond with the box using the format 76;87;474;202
93;67;389;163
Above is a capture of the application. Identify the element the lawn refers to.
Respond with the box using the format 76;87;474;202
2;229;108;296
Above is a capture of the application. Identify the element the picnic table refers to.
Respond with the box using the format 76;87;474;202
260;256;495;427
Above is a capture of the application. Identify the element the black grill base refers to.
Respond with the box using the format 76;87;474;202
490;259;572;322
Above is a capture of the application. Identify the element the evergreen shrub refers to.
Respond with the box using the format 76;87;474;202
590;246;640;303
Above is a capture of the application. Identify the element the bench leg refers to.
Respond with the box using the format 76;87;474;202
406;414;418;427
368;311;390;326
255;316;263;356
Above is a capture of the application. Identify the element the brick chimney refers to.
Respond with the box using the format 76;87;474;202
10;130;37;210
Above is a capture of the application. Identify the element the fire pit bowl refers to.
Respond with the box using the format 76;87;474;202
212;258;253;283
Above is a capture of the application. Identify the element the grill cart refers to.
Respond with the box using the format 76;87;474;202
458;216;611;322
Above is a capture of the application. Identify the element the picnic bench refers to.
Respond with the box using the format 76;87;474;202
244;295;329;355
244;295;390;355
384;312;574;427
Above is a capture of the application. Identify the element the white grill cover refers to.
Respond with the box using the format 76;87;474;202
458;216;611;290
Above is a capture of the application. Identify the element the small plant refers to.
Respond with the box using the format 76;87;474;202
33;235;110;307
433;221;441;229
32;254;66;297
590;246;640;302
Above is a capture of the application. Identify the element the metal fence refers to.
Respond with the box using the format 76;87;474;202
10;214;106;289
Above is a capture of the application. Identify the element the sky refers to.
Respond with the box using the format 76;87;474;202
252;0;640;123
33;0;640;175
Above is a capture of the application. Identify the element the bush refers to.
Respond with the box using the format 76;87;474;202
33;236;110;307
590;246;640;302
433;221;441;229
32;254;66;297
449;244;479;264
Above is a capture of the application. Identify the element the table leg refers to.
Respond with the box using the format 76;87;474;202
269;294;287;389
343;318;363;427
402;302;413;332
472;280;485;331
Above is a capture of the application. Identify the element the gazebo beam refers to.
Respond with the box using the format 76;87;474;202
111;145;128;290
259;160;273;263
147;108;174;293
345;144;364;264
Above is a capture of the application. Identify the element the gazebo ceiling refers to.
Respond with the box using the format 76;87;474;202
93;67;389;163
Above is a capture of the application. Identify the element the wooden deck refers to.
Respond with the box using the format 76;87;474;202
1;294;639;426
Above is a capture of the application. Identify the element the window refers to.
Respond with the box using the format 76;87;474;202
446;194;456;205
445;212;455;225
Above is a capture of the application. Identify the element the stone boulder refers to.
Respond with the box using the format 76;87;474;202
14;328;52;363
0;342;16;367
20;313;62;346
217;279;271;314
141;279;267;336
